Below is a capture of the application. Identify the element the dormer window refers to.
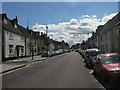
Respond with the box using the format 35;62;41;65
3;18;7;24
14;24;17;28
9;33;14;40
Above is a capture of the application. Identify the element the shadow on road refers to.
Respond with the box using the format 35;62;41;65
82;55;120;90
92;72;120;90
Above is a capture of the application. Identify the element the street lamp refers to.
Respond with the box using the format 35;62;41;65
46;26;48;36
46;26;49;56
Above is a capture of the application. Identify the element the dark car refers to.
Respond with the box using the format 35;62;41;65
86;51;102;68
41;51;49;57
93;53;120;82
84;49;101;66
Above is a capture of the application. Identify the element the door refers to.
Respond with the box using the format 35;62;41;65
16;47;19;58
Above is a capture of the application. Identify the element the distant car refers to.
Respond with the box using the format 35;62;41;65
93;53;120;82
41;51;49;57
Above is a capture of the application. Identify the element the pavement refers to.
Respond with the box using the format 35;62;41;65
0;55;47;75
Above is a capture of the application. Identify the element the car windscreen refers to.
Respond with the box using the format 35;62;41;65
90;51;101;56
101;55;120;64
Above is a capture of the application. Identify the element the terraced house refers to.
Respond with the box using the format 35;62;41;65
1;14;25;60
86;12;120;53
0;21;2;62
1;13;70;61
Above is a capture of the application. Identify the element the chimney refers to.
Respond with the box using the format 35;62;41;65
12;16;18;25
11;16;18;28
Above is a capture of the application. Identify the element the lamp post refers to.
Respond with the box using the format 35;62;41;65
46;26;48;36
46;26;49;56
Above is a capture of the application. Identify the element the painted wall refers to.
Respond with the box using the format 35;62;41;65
4;30;25;58
0;25;2;62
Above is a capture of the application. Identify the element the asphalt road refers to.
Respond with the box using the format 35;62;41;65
2;52;104;88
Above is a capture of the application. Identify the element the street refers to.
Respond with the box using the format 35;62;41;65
2;52;104;88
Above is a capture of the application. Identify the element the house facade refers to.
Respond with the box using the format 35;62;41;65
1;14;25;60
1;13;70;61
86;12;120;53
0;23;2;62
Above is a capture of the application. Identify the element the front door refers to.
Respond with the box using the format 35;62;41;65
17;47;19;58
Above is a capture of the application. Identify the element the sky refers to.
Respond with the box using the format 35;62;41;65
2;2;119;46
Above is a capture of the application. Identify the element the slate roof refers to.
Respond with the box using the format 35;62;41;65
0;14;23;36
17;25;31;38
101;12;120;34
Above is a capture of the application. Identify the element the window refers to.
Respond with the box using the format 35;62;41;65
9;45;13;53
9;33;14;40
21;47;24;53
21;37;24;42
100;55;120;64
14;24;17;28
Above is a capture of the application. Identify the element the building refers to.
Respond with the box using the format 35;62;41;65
1;14;25;60
1;13;70;60
87;12;120;53
0;22;2;63
17;25;31;57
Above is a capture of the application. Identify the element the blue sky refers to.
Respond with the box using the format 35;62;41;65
2;2;119;45
2;2;118;28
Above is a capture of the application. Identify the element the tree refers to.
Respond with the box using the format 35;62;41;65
27;39;36;60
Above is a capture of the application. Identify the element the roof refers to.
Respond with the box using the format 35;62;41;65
17;25;31;38
100;12;120;34
0;14;23;36
28;30;39;40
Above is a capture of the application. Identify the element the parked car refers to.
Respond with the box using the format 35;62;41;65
41;51;49;57
93;53;120;82
86;50;102;68
83;48;100;63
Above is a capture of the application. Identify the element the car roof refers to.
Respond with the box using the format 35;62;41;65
99;53;119;56
85;48;100;52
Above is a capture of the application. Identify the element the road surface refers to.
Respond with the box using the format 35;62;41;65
2;52;104;88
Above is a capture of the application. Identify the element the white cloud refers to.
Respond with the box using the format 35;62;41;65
101;13;117;25
32;12;117;46
69;18;78;25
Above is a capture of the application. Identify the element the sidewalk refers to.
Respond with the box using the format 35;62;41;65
0;55;47;74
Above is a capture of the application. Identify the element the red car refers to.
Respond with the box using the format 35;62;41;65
93;53;120;82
